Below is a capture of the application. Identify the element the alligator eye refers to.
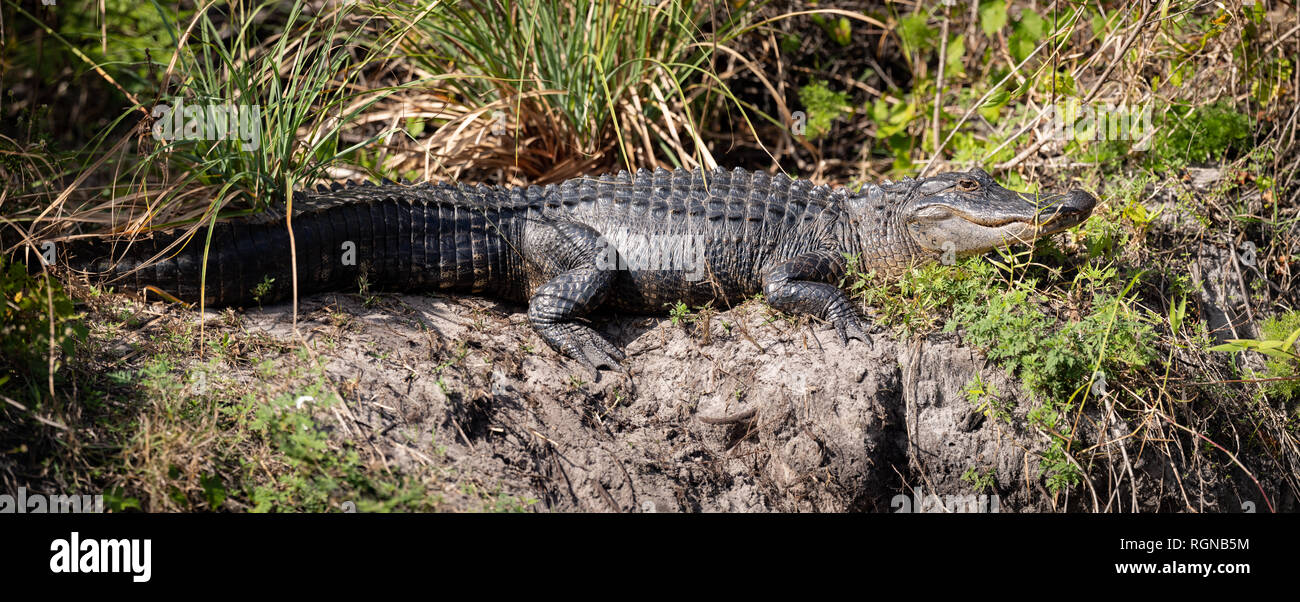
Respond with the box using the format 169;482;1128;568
957;179;979;192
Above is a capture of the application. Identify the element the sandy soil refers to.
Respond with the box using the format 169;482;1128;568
181;286;1249;513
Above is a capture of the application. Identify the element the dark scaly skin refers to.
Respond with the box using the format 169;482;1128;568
54;167;1097;373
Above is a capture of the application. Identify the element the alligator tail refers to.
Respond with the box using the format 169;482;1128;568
54;196;503;307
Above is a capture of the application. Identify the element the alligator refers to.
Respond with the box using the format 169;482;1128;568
45;167;1096;373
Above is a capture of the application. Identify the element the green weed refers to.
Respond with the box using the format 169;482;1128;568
1211;310;1300;403
797;80;848;140
1149;100;1252;169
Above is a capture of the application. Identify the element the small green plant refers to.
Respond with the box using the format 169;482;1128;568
668;301;692;326
810;14;853;47
1078;208;1129;260
484;491;538;513
949;269;1154;404
961;467;997;494
798;79;848;140
1210;311;1300;402
1040;443;1082;495
250;276;275;305
841;253;995;336
357;272;381;307
1149;100;1252;169
964;373;995;404
965;373;1012;423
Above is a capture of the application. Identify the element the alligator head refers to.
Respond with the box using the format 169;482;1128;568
892;167;1096;259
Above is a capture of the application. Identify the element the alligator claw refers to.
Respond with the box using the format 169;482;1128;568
537;323;626;378
575;342;625;374
582;345;629;382
834;315;871;346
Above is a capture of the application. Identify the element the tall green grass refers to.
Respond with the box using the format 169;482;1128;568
117;0;400;216
379;0;755;172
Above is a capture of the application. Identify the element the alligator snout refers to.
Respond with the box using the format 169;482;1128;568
1031;188;1097;232
1069;188;1098;213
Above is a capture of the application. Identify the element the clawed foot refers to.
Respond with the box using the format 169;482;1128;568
833;314;871;346
537;323;626;379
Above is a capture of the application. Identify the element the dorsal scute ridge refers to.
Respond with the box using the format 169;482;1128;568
290;168;861;217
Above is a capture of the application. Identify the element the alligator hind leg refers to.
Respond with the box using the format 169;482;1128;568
762;248;871;345
523;221;625;374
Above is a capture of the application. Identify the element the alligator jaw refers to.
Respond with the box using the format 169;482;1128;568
902;172;1097;257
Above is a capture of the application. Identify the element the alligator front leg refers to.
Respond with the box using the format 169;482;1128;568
762;249;871;345
523;221;625;375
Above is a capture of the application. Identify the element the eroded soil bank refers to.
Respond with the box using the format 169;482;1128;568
204;288;1271;513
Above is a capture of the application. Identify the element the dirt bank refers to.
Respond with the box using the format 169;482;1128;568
203;287;1265;512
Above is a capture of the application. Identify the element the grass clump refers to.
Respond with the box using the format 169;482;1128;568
1149;100;1252;169
382;0;755;174
127;0;397;209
